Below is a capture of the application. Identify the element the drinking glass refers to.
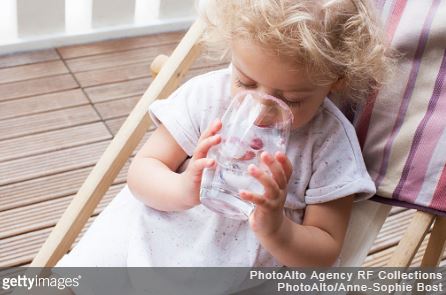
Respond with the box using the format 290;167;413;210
200;90;293;220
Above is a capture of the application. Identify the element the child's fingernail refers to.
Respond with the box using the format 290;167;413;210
248;165;257;174
275;152;284;160
262;152;272;162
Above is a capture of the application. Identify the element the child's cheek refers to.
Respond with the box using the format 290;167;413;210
291;108;314;129
231;85;245;98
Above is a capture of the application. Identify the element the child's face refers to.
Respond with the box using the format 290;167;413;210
231;39;336;129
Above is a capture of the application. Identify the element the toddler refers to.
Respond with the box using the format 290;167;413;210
58;0;391;270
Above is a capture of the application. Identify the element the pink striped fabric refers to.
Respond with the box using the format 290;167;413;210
356;0;407;147
356;0;446;213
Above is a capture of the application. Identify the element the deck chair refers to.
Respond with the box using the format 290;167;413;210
30;0;446;268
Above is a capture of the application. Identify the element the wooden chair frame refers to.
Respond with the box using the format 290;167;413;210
30;19;446;268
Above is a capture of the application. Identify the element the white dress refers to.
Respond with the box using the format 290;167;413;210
57;67;376;269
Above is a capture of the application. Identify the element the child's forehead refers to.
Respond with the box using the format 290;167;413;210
231;40;316;92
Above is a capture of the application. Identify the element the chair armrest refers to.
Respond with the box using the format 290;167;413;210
387;211;435;267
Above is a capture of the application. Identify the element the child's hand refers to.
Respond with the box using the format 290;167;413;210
181;119;222;207
239;151;293;237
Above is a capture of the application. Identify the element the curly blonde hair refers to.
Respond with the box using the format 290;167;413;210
198;0;394;102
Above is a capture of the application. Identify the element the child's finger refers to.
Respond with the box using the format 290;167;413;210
261;152;287;190
248;164;279;200
198;119;222;143
193;134;221;159
275;152;293;181
191;158;216;179
239;190;265;206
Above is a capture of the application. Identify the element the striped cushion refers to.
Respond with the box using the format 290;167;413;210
355;0;446;213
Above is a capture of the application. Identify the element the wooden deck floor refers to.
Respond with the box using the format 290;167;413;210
0;31;444;268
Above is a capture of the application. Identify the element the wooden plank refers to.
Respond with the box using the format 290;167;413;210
0;184;124;239
1;180;130;267
369;209;415;253
0;74;78;102
0;218;95;267
75;62;152;87
105;117;128;135
84;64;227;103
74;51;226;91
386;211;435;267
421;216;446;267
0;105;100;141
0;49;59;69
95;96;140;120
363;233;446;267
57;31;185;59
105;118;158;138
363;238;426;267
85;77;151;103
0;140;110;186
0;142;138;215
0;60;68;84
389;205;406;215
106;119;154;149
0;122;111;162
65;44;176;73
65;43;225;74
0;227;54;267
0;89;89;121
0;162;129;212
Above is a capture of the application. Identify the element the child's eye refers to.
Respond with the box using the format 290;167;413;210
235;79;257;89
283;98;305;108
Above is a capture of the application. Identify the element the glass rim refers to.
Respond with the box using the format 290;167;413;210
234;90;295;125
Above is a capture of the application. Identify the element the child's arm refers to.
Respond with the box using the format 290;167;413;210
258;196;353;267
240;151;353;267
127;120;222;211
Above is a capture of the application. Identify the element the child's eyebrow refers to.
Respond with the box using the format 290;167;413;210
234;64;315;93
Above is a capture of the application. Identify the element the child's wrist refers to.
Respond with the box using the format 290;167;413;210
178;172;200;210
255;212;290;245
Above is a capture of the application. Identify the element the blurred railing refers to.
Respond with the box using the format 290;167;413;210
0;0;196;54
